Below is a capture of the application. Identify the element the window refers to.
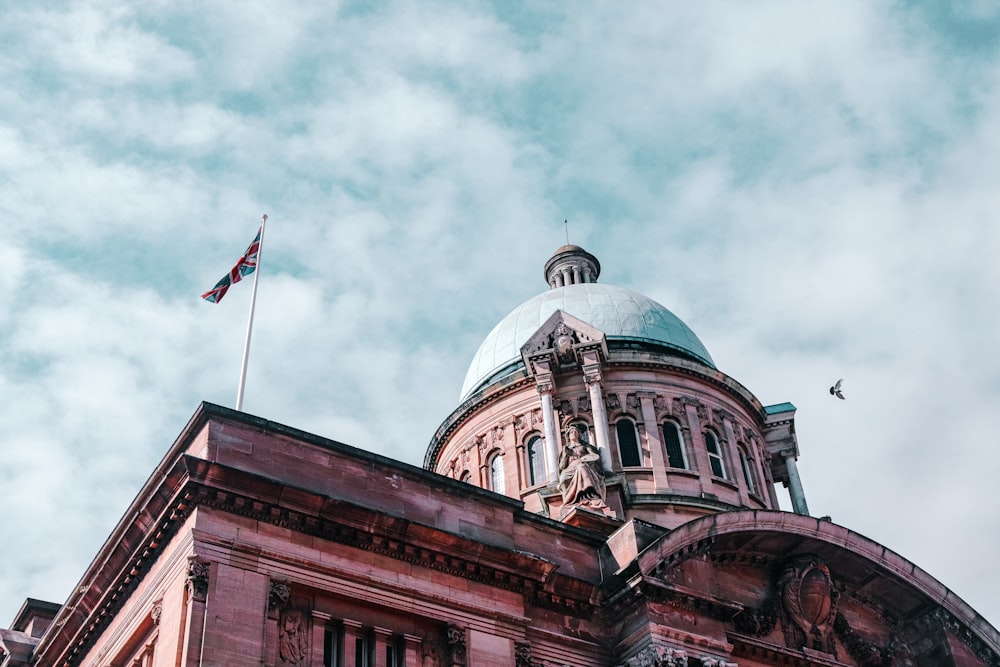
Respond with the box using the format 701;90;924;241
490;454;505;494
459;470;471;484
527;435;546;486
740;448;758;495
705;430;726;478
324;625;341;666
386;641;399;667
616;419;641;467
355;636;368;667
661;422;687;469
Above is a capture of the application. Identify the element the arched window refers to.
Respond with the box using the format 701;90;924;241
739;447;758;495
616;419;641;467
526;435;546;486
490;454;505;494
661;421;688;469
459;470;472;484
704;430;726;479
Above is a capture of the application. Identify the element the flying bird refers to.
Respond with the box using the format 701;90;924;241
829;379;845;400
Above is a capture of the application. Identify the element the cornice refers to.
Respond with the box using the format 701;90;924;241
43;451;604;665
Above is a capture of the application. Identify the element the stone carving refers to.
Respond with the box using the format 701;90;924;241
515;640;536;667
446;623;467;666
278;608;309;665
619;646;689;667
606;394;621;411
186;559;209;601
268;581;290;618
558;428;607;510
150;600;162;625
699;658;737;667
559;399;574;415
779;556;838;654
834;613;907;667
554;322;577;364
732;597;780;636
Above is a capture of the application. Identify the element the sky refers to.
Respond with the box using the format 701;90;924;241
1;0;999;633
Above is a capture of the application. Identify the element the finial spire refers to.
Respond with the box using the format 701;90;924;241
564;219;569;245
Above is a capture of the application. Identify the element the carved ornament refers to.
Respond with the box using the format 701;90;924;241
779;556;838;653
186;559;210;601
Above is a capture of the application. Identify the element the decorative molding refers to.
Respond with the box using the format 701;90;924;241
149;600;162;626
779;556;838;654
446;623;467;667
268;580;290;619
186;558;209;602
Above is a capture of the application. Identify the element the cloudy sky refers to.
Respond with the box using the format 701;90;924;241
2;1;999;631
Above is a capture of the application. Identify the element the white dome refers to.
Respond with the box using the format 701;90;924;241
460;282;715;400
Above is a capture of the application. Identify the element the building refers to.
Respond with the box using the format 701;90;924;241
3;246;998;667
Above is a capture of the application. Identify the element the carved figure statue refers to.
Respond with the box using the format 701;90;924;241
554;322;576;364
278;609;309;665
558;428;606;508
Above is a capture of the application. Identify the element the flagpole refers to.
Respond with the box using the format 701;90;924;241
236;214;267;411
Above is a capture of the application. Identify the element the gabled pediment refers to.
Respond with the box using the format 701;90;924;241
520;310;609;376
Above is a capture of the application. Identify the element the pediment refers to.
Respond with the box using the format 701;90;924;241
520;310;609;374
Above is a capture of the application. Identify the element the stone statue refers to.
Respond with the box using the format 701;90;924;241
558;428;606;508
278;609;309;665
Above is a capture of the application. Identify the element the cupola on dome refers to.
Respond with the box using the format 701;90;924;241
459;246;715;400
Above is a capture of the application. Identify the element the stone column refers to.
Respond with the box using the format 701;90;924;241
721;417;750;506
584;365;613;472
310;611;331;667
342;619;364;667
180;558;210;667
402;634;422;667
539;385;560;484
572;267;581;284
372;626;392;667
682;400;715;494
784;452;810;515
638;393;669;491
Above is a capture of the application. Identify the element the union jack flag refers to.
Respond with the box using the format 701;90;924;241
201;224;263;303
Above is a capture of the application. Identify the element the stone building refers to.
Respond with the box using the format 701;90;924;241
3;246;998;667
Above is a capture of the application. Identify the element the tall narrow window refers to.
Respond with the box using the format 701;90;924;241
740;449;758;495
661;422;687;469
527;435;546;486
705;431;726;478
616;419;641;467
355;636;368;667
324;625;342;667
490;454;505;494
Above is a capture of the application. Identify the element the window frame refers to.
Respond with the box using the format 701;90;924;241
489;452;505;494
661;420;688;469
704;429;727;479
615;418;642;468
525;434;547;486
739;446;758;496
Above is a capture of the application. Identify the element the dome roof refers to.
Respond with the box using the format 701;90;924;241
460;282;715;400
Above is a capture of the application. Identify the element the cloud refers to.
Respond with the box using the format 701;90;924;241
1;1;998;632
